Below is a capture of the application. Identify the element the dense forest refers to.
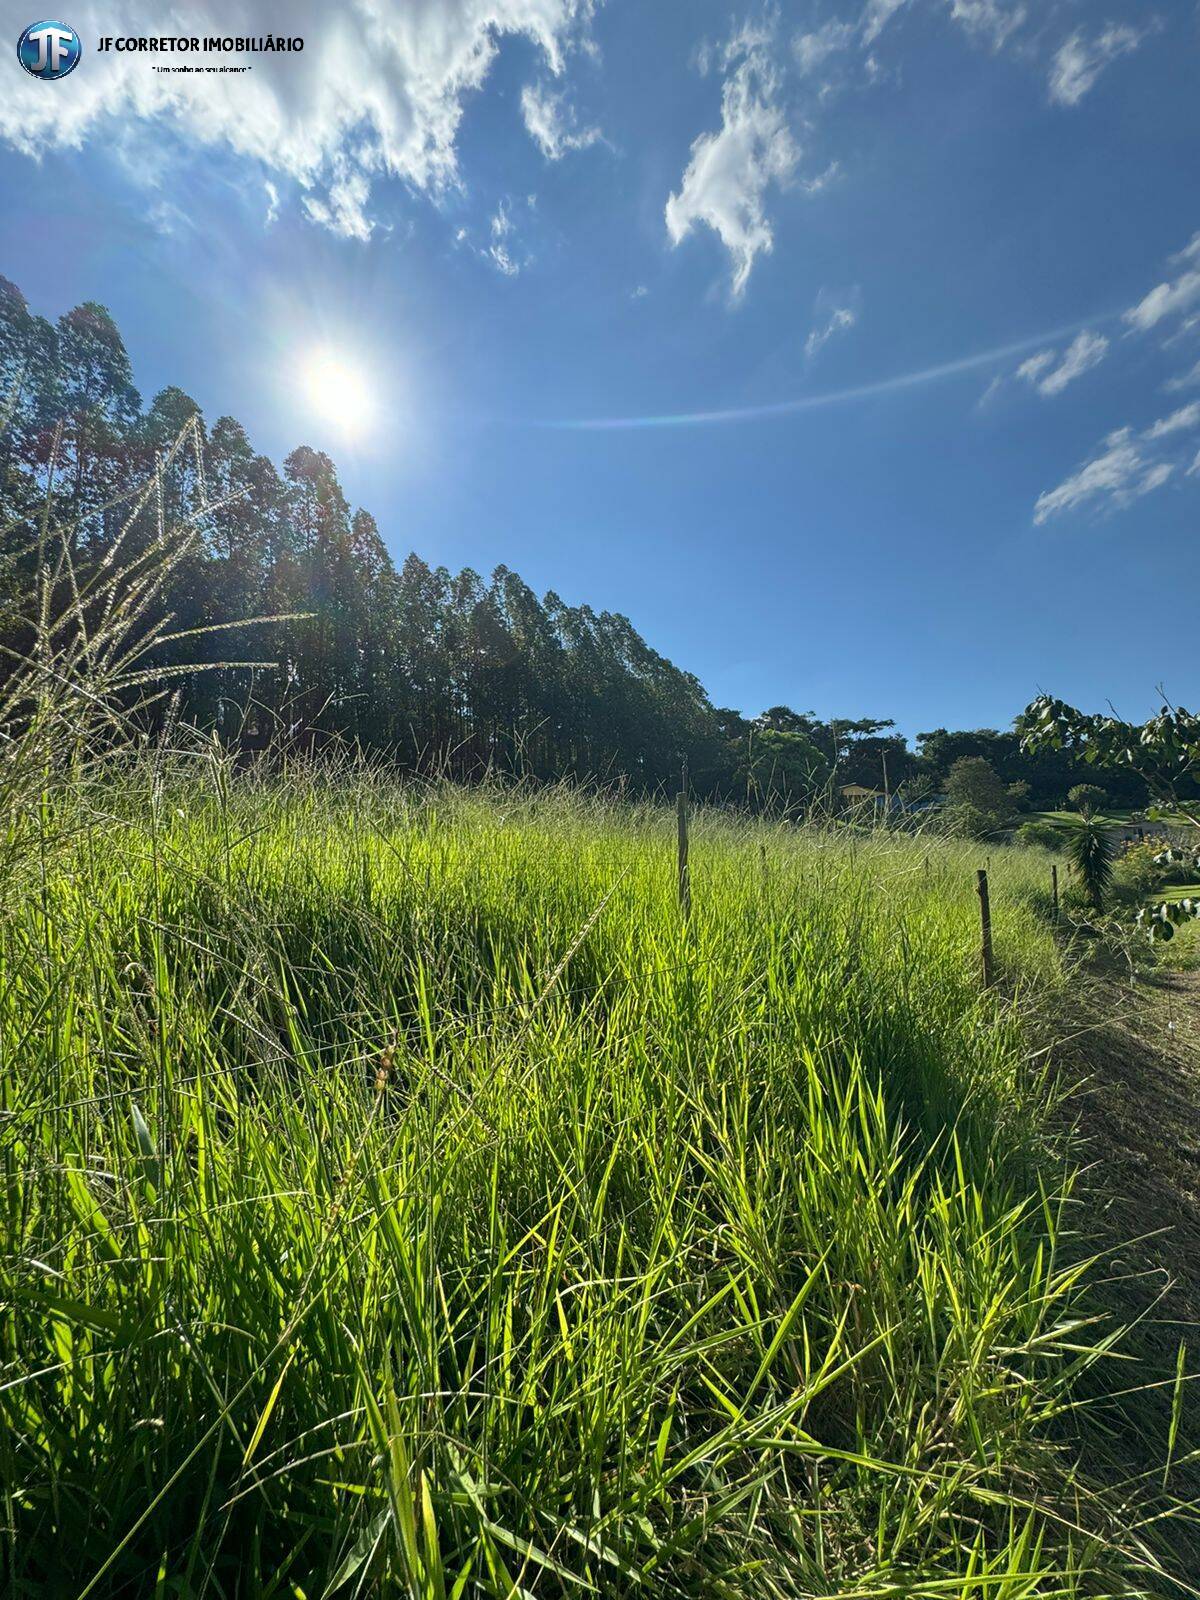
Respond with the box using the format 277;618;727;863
0;276;1151;811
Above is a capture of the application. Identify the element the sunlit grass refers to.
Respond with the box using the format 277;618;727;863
0;764;1183;1596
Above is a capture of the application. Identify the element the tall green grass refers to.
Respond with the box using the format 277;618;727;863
0;764;1182;1595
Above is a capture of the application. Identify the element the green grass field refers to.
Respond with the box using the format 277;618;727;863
1032;809;1137;828
1033;809;1196;832
0;765;1188;1596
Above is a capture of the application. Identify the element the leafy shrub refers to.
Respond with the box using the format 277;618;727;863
1015;820;1063;851
1067;783;1106;816
1151;843;1200;883
943;758;1013;839
946;756;1009;818
1110;838;1166;907
942;801;1000;840
1006;780;1032;811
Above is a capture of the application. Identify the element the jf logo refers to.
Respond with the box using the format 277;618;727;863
17;19;81;79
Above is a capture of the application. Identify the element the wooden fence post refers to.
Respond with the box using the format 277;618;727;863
976;868;994;990
1050;862;1059;924
677;769;691;918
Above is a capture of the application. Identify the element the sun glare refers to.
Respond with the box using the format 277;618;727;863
300;349;374;436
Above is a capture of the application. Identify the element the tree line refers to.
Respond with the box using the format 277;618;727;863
0;276;1153;812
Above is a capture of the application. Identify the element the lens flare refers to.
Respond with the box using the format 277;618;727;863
300;350;374;435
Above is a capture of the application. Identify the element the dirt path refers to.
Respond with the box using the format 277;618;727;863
1058;969;1200;1585
1066;969;1200;1326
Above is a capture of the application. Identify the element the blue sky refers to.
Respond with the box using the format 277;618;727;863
2;0;1198;737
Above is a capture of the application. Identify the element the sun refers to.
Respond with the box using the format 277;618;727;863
300;349;374;436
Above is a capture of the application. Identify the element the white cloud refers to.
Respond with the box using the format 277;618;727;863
487;199;522;275
948;0;1025;49
1166;358;1200;393
798;159;841;195
147;198;193;236
1189;448;1200;478
976;373;1005;409
0;0;594;239
794;19;855;75
665;39;799;298
520;80;601;160
870;0;1027;51
805;287;861;358
1048;24;1141;107
693;18;776;79
456;194;533;274
1015;329;1108;396
1125;233;1200;334
1168;313;1200;347
804;0;1026;113
1141;461;1176;495
1145;400;1200;440
1034;403;1200;524
1034;429;1154;524
1014;350;1054;386
861;0;911;46
718;18;776;71
302;163;374;242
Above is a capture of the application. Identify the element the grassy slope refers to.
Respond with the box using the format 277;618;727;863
1032;810;1140;829
1034;810;1133;824
1033;810;1196;830
0;769;1185;1596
